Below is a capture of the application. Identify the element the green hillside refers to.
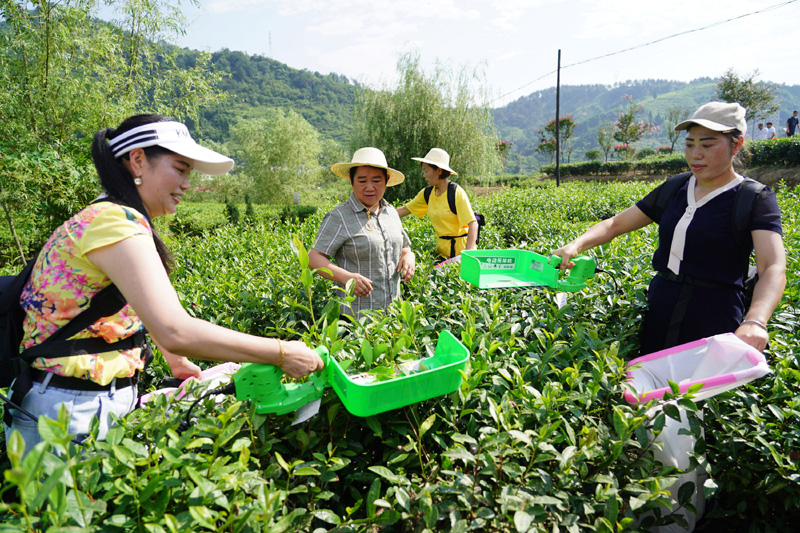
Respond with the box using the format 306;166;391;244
121;45;800;172
176;48;359;144
493;78;800;172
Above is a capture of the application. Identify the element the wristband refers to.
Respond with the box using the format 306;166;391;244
741;319;767;332
277;339;285;368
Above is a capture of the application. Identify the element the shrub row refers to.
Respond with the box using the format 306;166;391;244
540;156;689;178
543;137;800;179
748;137;800;166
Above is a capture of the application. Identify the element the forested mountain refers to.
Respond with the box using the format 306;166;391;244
175;48;359;144
494;79;800;172
170;46;800;172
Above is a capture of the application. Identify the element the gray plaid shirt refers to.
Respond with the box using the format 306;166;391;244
313;193;411;318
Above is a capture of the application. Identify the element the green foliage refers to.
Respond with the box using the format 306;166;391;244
1;181;798;530
613;95;659;156
198;49;358;144
598;124;616;162
0;141;97;266
244;194;257;224
748;137;800;166
279;205;318;224
585;149;602;161
637;148;657;160
351;51;501;202
229;109;323;204
665;105;692;151
493;78;724;169
224;197;240;225
541;154;688;177
536;115;577;164
0;0;223;268
716;68;781;123
0;0;222;149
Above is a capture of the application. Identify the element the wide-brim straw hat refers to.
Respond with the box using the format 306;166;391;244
330;147;405;187
674;102;747;135
411;148;458;175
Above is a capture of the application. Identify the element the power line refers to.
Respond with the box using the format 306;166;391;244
491;0;799;105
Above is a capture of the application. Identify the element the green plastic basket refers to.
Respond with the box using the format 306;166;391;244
327;330;469;417
460;249;595;291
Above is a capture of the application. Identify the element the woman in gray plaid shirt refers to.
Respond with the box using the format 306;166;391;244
309;148;415;318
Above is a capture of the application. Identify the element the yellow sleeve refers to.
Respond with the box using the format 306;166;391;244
454;186;477;226
73;202;153;257
404;189;429;218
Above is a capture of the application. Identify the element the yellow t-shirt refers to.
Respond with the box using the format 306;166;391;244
405;183;476;259
21;201;155;385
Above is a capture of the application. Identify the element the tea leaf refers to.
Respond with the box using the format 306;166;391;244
361;339;374;366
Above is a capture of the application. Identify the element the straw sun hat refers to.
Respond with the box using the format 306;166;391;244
411;148;458;175
330;147;405;187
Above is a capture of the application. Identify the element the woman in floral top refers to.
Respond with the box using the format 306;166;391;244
6;115;324;455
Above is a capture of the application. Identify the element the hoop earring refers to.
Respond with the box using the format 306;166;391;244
134;178;143;185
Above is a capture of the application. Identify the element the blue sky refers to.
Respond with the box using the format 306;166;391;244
164;0;798;106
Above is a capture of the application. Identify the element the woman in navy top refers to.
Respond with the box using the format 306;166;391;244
553;102;786;354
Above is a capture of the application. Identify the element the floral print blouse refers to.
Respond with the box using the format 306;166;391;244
21;201;154;385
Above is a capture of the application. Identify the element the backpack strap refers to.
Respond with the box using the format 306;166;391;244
732;178;766;242
20;283;141;361
446;182;458;215
423;186;433;204
423;183;460;216
652;171;692;222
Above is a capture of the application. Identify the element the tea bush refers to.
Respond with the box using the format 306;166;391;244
541;156;688;178
749;137;800;166
1;181;797;532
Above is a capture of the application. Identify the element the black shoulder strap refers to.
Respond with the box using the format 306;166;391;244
653;172;692;222
20;283;135;361
423;186;433;204
447;182;458;215
732;178;766;236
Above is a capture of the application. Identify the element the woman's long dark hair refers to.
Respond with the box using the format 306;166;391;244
91;114;174;273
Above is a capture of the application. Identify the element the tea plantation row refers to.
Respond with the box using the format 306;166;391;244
1;180;798;532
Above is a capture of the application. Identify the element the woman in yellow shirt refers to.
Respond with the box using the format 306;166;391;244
396;149;478;260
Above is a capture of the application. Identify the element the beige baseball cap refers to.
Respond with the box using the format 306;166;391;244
674;102;747;135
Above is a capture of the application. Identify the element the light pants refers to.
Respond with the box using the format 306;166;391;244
4;373;137;456
637;403;707;532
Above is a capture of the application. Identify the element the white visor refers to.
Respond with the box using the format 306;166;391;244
108;121;234;176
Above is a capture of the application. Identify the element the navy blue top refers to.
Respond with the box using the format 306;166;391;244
636;178;782;289
632;176;782;354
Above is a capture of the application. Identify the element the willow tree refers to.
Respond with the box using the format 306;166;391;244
0;0;223;265
350;51;501;202
229;109;322;204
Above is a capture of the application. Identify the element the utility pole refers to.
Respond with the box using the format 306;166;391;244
555;49;561;187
